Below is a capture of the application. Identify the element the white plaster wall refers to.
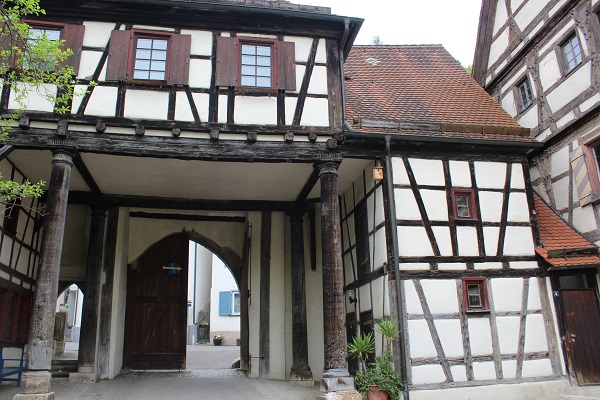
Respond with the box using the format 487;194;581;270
449;161;472;187
175;91;194;122
9;83;56;112
474;162;506;189
82;86;118;117
306;206;324;380
552;177;569;211
524;314;549;353
395;189;420;220
502;226;535;256
412;364;446;385
473;361;497;380
209;255;240;334
501;92;518;117
546;63;592;112
451;365;468;382
124;90;169;120
456;226;479;256
218;94;228;124
496;316;520;354
468;317;493;356
503;359;518;379
478;191;504;222
247;212;261;378
409;159;445;186
409;380;569;400
421;280;459;314
572;204;598;233
188;59;212;88
522;359;554;378
507;192;530;222
489;29;510;68
181;30;213;56
109;208;130;379
269;213;286;379
580;92;600;112
390;158;409;185
492;2;508;36
408;319;437;358
432;226;453;257
510;164;525;189
371;228;387;269
77;50;103;79
397;226;434;256
83;21;114;48
299;97;329;126
517;105;538;129
421;190;448;221
492;278;523;312
284;36;313;63
366;186;385;229
283;97;298;125
550;146;570;177
538;52;561;91
307;66;328;95
437;263;467;270
435;319;463;358
235;96;278;125
371;276;387;320
513;0;546;32
404;280;423;315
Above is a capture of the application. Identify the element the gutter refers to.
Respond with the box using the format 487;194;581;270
383;135;409;400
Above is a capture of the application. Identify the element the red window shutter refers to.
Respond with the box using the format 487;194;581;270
215;36;237;87
570;146;594;206
277;40;296;91
169;34;191;85
105;30;132;81
59;24;85;73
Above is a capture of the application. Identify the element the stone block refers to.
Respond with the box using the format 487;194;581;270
316;390;362;400
13;394;55;400
19;371;52;394
69;372;100;383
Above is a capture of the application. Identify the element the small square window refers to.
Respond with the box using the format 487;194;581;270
132;35;169;81
240;43;273;88
26;27;61;70
452;189;477;220
516;78;533;111
463;278;489;312
562;34;583;73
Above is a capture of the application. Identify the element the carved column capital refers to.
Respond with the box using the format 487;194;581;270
51;149;75;167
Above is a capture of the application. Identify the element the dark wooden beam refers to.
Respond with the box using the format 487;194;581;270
0;145;15;161
259;211;271;377
296;167;319;202
66;191;308;212
129;211;245;223
73;151;102;195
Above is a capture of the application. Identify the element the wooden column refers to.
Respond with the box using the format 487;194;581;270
21;149;74;396
259;211;271;378
287;211;312;382
73;206;106;380
317;160;357;395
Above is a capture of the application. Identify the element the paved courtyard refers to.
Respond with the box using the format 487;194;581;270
0;344;319;400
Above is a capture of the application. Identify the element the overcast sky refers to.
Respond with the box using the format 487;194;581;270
295;0;483;67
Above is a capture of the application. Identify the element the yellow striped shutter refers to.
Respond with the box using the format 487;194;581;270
570;146;593;205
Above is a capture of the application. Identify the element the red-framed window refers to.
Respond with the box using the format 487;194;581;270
451;189;477;219
463;278;489;312
215;36;296;91
0;284;32;344
106;29;191;85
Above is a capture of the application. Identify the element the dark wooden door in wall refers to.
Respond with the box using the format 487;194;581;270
124;234;189;370
561;289;600;385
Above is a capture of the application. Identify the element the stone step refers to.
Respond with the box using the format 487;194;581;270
560;396;600;400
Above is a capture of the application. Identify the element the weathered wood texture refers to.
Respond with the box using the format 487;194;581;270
259;212;271;378
26;150;74;371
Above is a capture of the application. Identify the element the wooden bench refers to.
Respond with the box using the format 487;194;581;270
0;347;24;387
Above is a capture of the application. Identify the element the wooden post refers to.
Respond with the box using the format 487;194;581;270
287;211;312;382
317;160;359;397
20;149;74;397
259;211;271;378
71;206;106;381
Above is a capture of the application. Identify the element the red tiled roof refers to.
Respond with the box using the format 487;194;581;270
534;193;600;268
344;45;531;141
182;0;331;14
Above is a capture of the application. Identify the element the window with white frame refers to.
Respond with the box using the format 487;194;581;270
561;33;583;73
218;290;240;316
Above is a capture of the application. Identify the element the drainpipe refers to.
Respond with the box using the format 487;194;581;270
339;20;355;133
383;135;409;400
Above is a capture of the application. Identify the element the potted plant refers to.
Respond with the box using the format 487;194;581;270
213;334;223;346
348;319;402;400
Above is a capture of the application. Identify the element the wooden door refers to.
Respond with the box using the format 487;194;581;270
561;289;600;385
124;234;189;370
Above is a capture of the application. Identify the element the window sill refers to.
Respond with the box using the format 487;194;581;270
235;87;279;95
517;101;535;117
562;60;585;79
465;309;490;314
125;79;170;87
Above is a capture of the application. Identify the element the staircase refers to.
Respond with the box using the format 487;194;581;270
51;359;78;378
561;387;600;400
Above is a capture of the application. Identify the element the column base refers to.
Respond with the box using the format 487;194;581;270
19;371;52;394
13;394;55;400
290;368;314;386
319;368;356;393
316;390;361;400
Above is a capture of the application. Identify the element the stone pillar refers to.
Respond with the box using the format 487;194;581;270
316;161;360;400
287;211;313;384
17;149;74;400
70;206;106;382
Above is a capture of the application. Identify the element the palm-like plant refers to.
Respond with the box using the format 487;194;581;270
347;331;375;373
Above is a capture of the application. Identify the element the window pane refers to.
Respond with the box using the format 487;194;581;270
152;50;167;61
256;66;271;77
136;49;151;60
135;60;150;70
151;60;166;72
149;71;165;80
256;46;271;56
242;55;256;65
468;295;482;308
256;77;271;87
241;76;255;86
241;45;256;55
241;65;256;76
233;292;240;314
467;284;480;295
133;70;149;79
256;56;271;67
153;40;168;50
137;38;153;49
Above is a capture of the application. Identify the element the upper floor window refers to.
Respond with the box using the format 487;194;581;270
452;189;477;220
516;77;533;112
106;29;191;85
132;36;169;80
463;278;489;312
26;28;61;70
561;34;583;73
216;37;296;91
218;290;240;316
240;43;272;88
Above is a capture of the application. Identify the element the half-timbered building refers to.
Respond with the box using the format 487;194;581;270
0;0;578;399
473;0;600;393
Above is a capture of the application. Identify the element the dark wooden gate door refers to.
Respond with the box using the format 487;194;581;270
124;233;188;370
561;290;600;385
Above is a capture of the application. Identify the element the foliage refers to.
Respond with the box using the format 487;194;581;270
348;319;402;398
371;36;383;45
347;331;375;373
465;64;473;75
0;0;88;204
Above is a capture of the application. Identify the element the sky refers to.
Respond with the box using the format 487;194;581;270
294;0;483;67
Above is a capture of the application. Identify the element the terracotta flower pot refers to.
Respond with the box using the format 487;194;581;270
366;388;388;400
